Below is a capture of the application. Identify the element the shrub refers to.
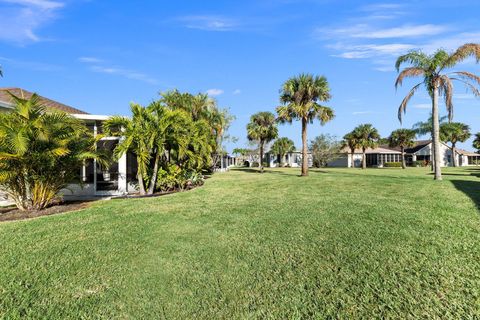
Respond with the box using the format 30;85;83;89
384;162;402;167
251;162;260;167
413;160;428;167
156;164;204;193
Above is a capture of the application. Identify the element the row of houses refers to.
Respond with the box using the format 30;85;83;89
1;87;479;203
243;140;480;169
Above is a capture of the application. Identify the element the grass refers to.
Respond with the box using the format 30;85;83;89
1;167;480;318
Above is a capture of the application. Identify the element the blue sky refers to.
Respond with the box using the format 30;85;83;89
0;0;479;151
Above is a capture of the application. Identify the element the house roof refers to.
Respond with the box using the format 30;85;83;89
0;88;88;114
404;140;431;154
340;145;401;154
456;148;479;156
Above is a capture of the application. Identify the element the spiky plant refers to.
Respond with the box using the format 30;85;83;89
473;133;480;153
388;129;416;169
277;73;334;176
440;122;471;167
395;43;480;180
270;137;295;167
247;112;278;173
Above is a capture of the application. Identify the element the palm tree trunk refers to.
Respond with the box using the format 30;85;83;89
279;153;284;167
451;143;457;167
301;118;308;176
401;147;406;169
350;150;355;168
137;158;147;195
432;86;442;180
259;141;264;173
148;151;161;194
362;150;366;169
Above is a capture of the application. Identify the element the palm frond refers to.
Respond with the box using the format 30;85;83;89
395;67;425;88
438;75;454;121
446;43;480;66
398;82;423;123
395;51;429;71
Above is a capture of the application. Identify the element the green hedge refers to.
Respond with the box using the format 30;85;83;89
384;162;402;167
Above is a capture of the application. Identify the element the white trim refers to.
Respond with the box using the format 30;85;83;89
73;114;112;121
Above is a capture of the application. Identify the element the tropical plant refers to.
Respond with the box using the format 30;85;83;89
473;133;480;152
342;132;360;168
388;129;416;169
395;43;480;180
352;124;380;169
0;93;102;210
277;73;334;176
270;137;295;167
412;113;447;136
246;112;278;173
440;122;471;167
309;134;341;168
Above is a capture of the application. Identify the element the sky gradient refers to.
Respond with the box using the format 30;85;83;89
0;0;479;151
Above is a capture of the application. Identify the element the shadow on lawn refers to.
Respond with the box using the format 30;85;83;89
451;179;480;211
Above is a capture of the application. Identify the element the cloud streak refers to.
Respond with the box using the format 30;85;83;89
0;0;64;43
206;88;224;96
177;15;238;31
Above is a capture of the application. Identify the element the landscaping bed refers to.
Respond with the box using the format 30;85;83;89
0;201;92;222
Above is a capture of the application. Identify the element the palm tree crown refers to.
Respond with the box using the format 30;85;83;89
270;137;295;167
247;112;278;172
277;73;334;176
389;128;416;169
353;124;380;169
440;122;471;167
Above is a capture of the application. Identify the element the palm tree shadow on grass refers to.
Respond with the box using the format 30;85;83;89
451;179;480;212
233;168;303;176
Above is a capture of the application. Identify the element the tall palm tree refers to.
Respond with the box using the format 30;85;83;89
247;112;278;173
388;129;416;169
342;132;360;168
440;122;471;167
353;124;380;170
270;137;295;167
277;73;334;176
395;43;480;180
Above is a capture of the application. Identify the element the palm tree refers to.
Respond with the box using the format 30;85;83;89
388;129;416;169
0;93;101;210
246;112;278;173
270;137;295;167
473;133;480;152
395;43;480;180
277;73;334;176
440;122;471;167
342;132;360;168
353;124;380;169
412;113;447;136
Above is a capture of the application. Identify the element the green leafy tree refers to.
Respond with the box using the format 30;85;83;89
247;112;278;173
353;124;380;169
309;134;341;168
277;73;334;176
395;43;480;180
270;137;295;167
412;113;448;136
0;93;102;210
388;129;416;169
342;132;360;168
440;122;471;167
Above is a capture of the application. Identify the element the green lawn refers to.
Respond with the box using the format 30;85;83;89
1;167;480;319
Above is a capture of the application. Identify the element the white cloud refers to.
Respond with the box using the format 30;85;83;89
233;89;241;95
90;65;159;85
78;56;103;63
318;24;448;40
352;111;373;115
206;88;224;96
332;43;415;59
412;103;431;109
178;15;238;31
0;0;64;43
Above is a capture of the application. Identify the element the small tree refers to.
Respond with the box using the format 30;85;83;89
342;132;360;168
309;134;341;168
388;129;416;169
0;93;102;210
353;124;380;169
270;137;295;167
440;122;471;167
246;112;278;173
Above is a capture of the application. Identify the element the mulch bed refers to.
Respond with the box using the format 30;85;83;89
0;201;92;223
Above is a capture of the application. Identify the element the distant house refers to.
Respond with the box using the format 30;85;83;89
329;140;479;168
261;140;479;168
